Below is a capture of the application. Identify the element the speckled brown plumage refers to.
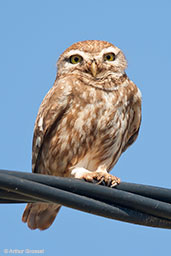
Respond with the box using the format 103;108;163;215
22;40;141;230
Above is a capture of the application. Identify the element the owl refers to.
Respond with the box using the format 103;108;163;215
22;40;141;230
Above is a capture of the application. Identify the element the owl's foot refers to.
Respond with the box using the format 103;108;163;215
82;171;120;187
71;167;120;187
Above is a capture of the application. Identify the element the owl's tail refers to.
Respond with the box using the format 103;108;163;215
22;203;61;230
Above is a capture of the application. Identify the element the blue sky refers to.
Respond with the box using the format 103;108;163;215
0;0;171;255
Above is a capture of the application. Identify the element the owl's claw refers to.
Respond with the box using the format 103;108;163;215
82;171;120;188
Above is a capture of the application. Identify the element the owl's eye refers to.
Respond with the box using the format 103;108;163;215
104;53;115;61
70;55;83;64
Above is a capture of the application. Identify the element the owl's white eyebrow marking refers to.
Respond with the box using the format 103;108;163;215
99;46;119;57
66;49;85;56
38;117;44;132
64;49;89;60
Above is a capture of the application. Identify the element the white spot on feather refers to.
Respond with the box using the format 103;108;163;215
36;136;41;147
38;117;44;132
137;88;142;99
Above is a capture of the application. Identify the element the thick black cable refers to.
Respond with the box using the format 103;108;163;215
0;169;169;203
1;170;171;221
0;172;161;228
1;170;171;203
0;169;171;229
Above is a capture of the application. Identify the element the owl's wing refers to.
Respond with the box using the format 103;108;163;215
122;90;142;153
32;81;72;173
122;128;140;152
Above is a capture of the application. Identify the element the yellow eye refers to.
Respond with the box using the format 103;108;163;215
70;55;83;64
104;53;115;61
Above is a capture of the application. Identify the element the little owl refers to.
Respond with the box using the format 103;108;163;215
22;40;141;230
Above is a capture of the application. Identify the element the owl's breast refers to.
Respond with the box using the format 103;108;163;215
42;85;137;175
63;87;132;172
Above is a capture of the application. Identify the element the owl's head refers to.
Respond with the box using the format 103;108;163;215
57;40;127;79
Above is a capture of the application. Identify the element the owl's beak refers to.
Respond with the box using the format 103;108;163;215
90;62;97;77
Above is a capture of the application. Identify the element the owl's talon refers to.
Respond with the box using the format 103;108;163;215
96;177;105;185
111;182;117;188
107;176;112;186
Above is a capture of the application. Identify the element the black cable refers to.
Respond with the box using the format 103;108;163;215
1;169;171;221
0;169;171;229
2;170;171;203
